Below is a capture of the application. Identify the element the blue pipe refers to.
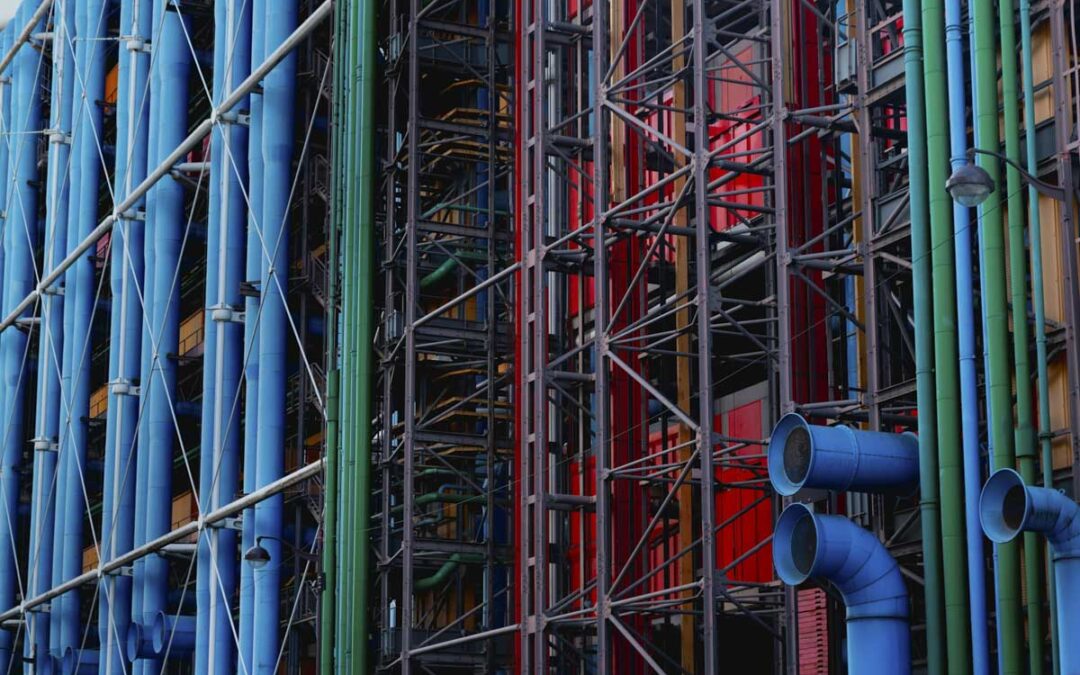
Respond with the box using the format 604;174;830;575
62;648;99;675
100;0;152;672
774;503;910;675
195;1;251;672
27;0;75;669
0;2;40;664
981;469;1080;673
57;0;107;661
239;1;265;666
125;623;156;662
138;5;192;672
766;413;919;496
943;0;990;669
50;5;80;656
132;3;163;670
153;612;197;657
251;3;298;672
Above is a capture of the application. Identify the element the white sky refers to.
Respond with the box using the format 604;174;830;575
0;1;17;28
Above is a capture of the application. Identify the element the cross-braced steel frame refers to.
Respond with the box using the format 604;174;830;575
515;0;797;668
373;0;516;671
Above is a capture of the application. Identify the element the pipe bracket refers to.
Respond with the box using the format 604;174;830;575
209;305;245;324
31;437;56;452
109;378;140;397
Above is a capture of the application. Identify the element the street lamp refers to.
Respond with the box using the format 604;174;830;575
946;147;1067;207
946;163;996;207
243;535;320;570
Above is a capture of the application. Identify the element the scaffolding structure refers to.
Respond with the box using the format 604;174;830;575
0;0;1073;672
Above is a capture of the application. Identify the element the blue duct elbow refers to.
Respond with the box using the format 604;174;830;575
774;503;911;675
980;469;1080;673
767;413;919;496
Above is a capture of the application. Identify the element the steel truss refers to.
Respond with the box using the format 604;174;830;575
373;0;516;671
516;0;791;669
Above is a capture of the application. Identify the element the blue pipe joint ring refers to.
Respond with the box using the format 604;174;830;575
125;622;157;660
767;413;919;496
981;468;1080;559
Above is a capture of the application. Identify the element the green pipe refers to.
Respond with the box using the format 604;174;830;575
413;554;486;592
319;2;348;671
421;257;459;289
388;491;481;514
1000;0;1046;668
1019;0;1060;666
337;0;357;668
348;0;377;667
902;0;946;670
973;0;1024;666
922;0;972;668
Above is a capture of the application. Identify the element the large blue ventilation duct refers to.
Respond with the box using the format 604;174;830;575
980;469;1080;673
774;503;911;675
767;413;919;496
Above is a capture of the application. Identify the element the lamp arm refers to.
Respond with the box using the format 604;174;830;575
970;147;1067;201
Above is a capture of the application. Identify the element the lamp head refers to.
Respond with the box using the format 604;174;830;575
946;163;995;207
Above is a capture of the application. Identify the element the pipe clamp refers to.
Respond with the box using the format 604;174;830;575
209;305;245;324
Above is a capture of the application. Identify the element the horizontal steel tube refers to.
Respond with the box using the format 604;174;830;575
0;459;324;623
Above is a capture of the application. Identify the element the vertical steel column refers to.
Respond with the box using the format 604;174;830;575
769;0;796;667
196;0;251;672
690;0;719;668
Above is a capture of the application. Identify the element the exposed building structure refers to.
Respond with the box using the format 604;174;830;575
0;0;1071;673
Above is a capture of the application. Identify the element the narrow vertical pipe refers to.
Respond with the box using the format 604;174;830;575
921;0;972;668
972;0;1024;664
59;0;106;660
0;1;41;667
140;3;191;671
51;0;81;658
338;0;359;667
900;1;945;670
943;0;990;668
349;0;376;667
28;0;74;669
99;0;151;671
1020;0;1060;664
251;3;298;672
239;0;265;667
319;1;348;671
998;0;1045;667
196;0;250;672
130;3;161;670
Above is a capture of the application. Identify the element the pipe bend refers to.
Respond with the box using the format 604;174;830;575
981;468;1080;558
774;503;909;621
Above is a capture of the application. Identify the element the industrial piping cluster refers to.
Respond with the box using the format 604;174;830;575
0;0;323;673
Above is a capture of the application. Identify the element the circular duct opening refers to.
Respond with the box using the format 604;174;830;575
1003;484;1027;531
789;510;817;576
784;426;812;486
